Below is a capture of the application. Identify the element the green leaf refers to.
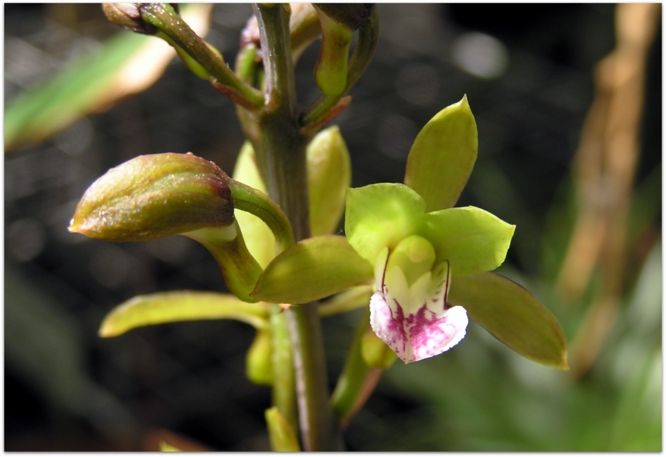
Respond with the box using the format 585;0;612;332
345;183;425;264
448;272;569;369
98;291;270;338
404;95;478;212
265;407;301;452
418;206;515;277
252;236;374;304
307;126;351;236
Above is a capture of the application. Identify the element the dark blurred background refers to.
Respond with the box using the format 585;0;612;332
4;3;661;451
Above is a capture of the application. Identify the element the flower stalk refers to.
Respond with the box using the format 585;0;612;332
250;4;342;451
138;3;264;109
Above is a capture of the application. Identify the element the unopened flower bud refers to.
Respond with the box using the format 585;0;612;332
69;152;234;242
102;3;158;35
313;4;374;31
307;126;351;236
313;6;355;96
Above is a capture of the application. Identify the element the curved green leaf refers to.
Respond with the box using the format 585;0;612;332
345;183;424;264
99;291;269;337
418;206;515;277
404;95;478;212
252;236;374;304
448;272;568;369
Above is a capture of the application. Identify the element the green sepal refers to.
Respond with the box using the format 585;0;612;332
448;272;569;369
184;222;263;303
418;206;515;277
404;95;478;212
265;407;301;452
307;126;352;236
251;236;374;305
98;291;269;338
345;183;425;264
246;329;274;386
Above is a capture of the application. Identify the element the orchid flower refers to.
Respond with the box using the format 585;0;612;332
251;96;567;370
343;95;510;363
346;183;514;363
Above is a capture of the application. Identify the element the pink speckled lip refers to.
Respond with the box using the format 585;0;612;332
369;259;468;364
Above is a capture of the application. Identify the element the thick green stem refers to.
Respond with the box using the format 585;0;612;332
252;4;342;451
330;309;384;428
270;306;298;434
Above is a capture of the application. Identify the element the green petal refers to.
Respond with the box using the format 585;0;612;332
307;126;351;236
404;95;478;212
345;183;425;263
418;206;515;276
98;291;269;337
448;272;569;369
251;236;374;304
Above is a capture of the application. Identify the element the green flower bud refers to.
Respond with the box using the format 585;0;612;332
69;153;234;242
313;6;355;96
361;325;398;369
246;329;274;386
307;126;351;236
313;4;374;31
102;3;158;35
